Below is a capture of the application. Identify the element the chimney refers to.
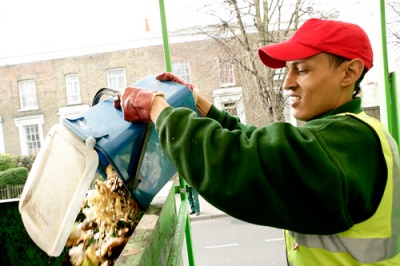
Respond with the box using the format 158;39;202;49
145;19;151;32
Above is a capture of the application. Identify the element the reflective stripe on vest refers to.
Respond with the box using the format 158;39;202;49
285;112;400;265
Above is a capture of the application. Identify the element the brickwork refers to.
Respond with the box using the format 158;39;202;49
1;37;269;156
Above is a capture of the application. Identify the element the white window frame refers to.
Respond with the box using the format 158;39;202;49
212;87;246;124
65;74;81;104
19;79;38;111
218;58;235;87
14;115;44;155
172;60;192;83
107;68;126;90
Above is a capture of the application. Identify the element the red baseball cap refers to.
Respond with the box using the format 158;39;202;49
258;18;373;70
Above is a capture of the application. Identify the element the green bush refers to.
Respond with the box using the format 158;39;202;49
14;154;36;171
0;201;66;265
0;167;29;188
0;153;17;172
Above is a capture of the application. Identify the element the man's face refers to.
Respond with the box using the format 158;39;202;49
283;53;351;121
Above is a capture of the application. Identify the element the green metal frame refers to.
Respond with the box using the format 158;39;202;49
380;0;400;145
159;0;196;265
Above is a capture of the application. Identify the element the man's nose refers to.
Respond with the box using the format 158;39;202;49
283;72;296;91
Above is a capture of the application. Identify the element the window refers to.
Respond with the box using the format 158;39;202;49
107;68;126;90
273;68;285;81
223;102;238;116
14;115;44;155
172;60;191;83
212;87;246;123
58;105;90;121
218;58;235;87
65;74;81;104
19;80;38;110
24;125;41;154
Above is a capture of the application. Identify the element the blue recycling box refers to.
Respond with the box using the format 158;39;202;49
62;75;196;209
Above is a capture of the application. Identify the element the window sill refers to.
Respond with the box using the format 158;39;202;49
19;107;39;112
219;83;236;88
66;102;83;106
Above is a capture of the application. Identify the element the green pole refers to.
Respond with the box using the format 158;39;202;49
159;0;172;72
380;0;400;144
390;71;400;145
158;1;195;265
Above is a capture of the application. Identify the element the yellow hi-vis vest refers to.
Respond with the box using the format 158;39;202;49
285;112;400;266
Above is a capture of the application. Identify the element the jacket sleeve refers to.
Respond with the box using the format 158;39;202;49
155;106;385;235
206;104;258;136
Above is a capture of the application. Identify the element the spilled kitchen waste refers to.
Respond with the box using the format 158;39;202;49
64;165;144;266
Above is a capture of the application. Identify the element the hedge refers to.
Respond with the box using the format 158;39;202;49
0;167;29;188
0;154;16;172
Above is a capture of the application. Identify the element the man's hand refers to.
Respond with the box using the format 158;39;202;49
156;72;199;103
114;87;165;123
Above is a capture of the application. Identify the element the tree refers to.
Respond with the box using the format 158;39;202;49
14;154;36;171
0;153;16;172
193;0;338;124
387;1;400;65
0;153;36;172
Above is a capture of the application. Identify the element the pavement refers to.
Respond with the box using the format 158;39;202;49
175;193;229;222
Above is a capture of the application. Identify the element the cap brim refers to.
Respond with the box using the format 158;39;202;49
258;40;321;68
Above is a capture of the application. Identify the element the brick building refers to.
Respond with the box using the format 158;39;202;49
0;30;270;156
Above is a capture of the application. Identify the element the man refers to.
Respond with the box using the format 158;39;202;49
114;19;400;265
187;183;200;216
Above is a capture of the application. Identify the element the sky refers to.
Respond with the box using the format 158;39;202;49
0;0;216;63
0;0;396;71
0;1;168;55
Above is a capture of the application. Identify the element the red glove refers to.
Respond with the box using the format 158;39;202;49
156;72;199;103
156;72;195;91
114;87;165;123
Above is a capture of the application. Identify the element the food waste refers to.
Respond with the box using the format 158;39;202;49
64;165;143;266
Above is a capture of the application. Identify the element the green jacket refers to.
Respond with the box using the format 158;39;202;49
155;98;387;234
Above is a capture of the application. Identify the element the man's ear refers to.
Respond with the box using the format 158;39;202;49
341;59;364;87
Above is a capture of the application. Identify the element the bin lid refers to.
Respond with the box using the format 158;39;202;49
19;124;98;257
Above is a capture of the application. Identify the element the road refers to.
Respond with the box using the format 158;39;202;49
182;216;287;266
